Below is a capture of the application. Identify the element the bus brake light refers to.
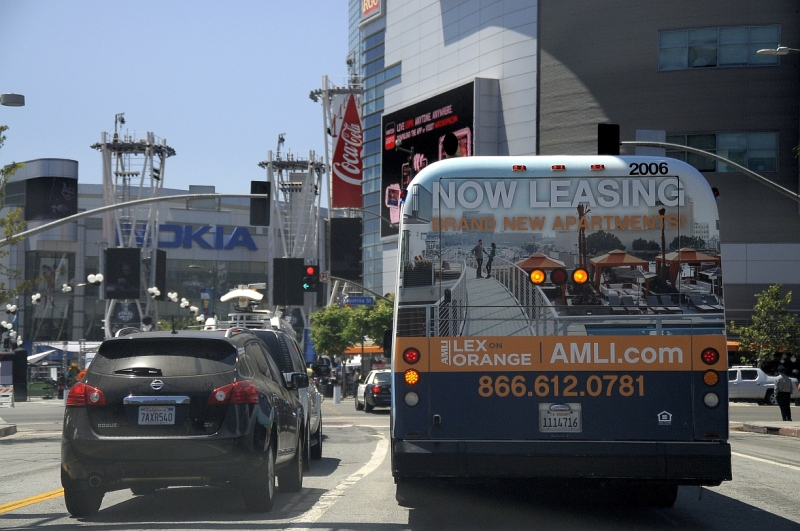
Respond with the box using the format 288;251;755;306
590;164;605;171
403;348;421;364
701;348;719;365
551;165;566;171
512;165;527;171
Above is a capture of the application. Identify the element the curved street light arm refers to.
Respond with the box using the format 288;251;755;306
4;193;267;245
621;141;800;205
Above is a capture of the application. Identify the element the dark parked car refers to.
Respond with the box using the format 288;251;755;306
61;329;306;517
355;369;391;412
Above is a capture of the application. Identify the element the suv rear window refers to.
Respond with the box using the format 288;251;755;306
89;338;237;377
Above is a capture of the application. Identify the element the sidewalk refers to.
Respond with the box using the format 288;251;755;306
731;420;800;438
0;395;62;438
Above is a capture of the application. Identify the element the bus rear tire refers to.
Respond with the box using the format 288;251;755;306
395;478;431;508
636;483;678;508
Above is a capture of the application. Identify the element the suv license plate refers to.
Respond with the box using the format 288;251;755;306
539;403;581;433
138;406;175;425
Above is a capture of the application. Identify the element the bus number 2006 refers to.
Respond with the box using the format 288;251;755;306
478;374;644;398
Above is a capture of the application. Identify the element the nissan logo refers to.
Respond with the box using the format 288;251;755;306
150;380;164;390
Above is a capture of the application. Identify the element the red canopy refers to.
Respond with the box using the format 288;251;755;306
589;250;649;288
655;248;720;284
516;253;566;272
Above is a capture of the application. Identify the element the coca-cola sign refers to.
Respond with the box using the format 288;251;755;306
331;94;363;208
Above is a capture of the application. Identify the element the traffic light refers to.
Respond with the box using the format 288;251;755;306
250;181;271;227
302;264;320;292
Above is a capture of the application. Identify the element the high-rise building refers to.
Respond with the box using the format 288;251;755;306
349;0;799;320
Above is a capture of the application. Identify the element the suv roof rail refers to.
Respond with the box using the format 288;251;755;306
115;327;142;337
223;327;256;339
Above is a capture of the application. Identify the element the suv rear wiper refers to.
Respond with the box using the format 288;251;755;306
114;367;163;376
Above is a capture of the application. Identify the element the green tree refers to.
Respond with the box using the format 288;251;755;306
158;315;200;332
309;304;360;357
729;284;800;366
586;230;624;255
344;295;394;348
669;235;705;250
0;125;31;305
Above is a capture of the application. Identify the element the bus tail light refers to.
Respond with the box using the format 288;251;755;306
512;165;527;172
404;369;420;385
529;269;546;285
551;165;566;171
572;268;589;284
403;348;420;364
590;164;605;171
700;348;719;365
703;370;719;386
703;393;720;408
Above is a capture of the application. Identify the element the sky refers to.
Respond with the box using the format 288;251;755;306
0;1;349;197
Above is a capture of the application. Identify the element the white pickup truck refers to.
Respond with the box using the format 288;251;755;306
728;366;800;405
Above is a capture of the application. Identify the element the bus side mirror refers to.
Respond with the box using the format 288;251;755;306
383;328;393;358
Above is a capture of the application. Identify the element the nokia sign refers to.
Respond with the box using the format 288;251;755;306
119;224;258;251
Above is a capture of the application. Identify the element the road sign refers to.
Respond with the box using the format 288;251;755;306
320;270;330;282
344;296;374;306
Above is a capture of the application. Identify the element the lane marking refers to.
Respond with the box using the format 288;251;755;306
732;451;800;471
0;488;64;515
289;434;388;530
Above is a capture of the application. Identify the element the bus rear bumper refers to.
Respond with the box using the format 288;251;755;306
392;440;731;486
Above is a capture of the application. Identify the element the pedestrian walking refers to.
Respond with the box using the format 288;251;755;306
774;365;793;421
472;239;486;278
485;242;497;278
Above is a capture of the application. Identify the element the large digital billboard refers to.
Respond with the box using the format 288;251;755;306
104;248;141;300
381;82;474;237
331;218;363;282
24;176;78;221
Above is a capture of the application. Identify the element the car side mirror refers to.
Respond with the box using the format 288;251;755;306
291;372;309;389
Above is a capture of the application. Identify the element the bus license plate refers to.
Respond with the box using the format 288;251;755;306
138;406;175;425
539;403;581;433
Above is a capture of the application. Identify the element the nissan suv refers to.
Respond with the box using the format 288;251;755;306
61;329;306;517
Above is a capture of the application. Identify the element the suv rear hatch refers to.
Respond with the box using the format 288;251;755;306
79;338;237;437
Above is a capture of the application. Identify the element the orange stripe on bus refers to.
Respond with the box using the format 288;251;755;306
395;336;727;372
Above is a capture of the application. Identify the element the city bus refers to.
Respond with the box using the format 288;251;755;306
389;155;731;507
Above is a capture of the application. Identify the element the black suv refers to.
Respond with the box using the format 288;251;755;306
250;329;324;462
61;329;306;517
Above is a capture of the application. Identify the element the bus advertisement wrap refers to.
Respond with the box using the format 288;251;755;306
391;155;730;508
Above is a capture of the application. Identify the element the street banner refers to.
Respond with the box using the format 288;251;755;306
331;93;363;208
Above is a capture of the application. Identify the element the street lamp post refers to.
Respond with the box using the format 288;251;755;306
756;46;800;56
0;94;25;107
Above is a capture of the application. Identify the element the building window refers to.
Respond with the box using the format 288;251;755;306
666;132;778;173
659;25;780;71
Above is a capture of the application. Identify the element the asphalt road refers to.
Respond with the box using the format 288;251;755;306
0;398;799;530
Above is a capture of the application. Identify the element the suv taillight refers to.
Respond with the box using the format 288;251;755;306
66;382;107;407
208;381;260;405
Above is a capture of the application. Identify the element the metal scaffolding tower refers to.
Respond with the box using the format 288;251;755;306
91;114;175;338
258;140;325;327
